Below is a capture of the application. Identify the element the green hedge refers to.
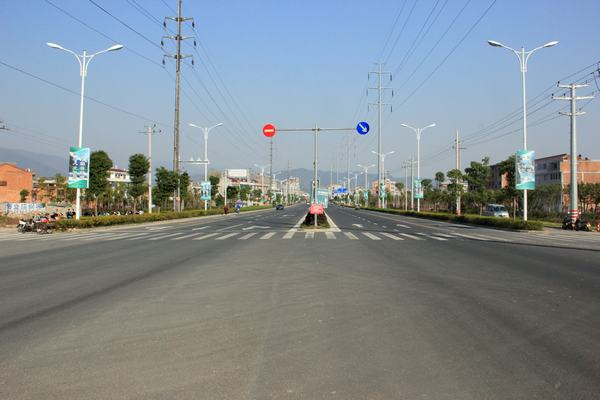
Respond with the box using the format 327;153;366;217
54;206;272;230
364;208;544;231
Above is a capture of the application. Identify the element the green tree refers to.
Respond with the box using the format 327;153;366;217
88;150;113;214
154;167;178;208
54;173;67;202
498;155;519;218
19;189;29;203
435;171;445;188
128;153;150;211
239;184;251;201
227;186;239;201
446;168;464;212
464;157;492;214
209;175;220;200
530;184;562;215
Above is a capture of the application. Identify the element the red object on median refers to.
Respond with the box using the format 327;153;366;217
262;124;276;138
310;204;324;215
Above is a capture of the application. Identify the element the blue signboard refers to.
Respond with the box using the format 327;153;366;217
335;187;348;195
356;121;370;135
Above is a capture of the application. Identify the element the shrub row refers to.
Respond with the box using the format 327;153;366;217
54;206;272;230
364;208;544;231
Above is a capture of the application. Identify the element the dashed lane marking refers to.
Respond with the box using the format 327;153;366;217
239;233;258;240
399;233;424;241
192;233;220;241
344;232;358;240
216;233;238;240
260;232;276;240
380;232;404;240
362;232;381;240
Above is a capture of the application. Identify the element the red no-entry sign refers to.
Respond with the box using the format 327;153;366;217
262;124;276;138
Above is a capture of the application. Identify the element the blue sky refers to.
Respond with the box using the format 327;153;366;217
1;0;599;181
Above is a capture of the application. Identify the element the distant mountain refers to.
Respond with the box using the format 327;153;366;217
0;147;67;177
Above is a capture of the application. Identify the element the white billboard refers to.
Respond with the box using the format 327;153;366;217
227;169;248;178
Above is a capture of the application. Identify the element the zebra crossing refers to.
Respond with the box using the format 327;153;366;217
0;229;502;243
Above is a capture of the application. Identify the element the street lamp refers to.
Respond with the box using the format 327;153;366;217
188;122;224;210
357;164;375;191
371;150;394;208
47;42;123;220
254;164;270;202
400;123;436;212
488;39;558;221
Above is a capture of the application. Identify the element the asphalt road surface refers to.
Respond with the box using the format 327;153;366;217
1;204;599;399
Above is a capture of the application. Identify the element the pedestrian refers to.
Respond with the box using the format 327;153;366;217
223;204;229;215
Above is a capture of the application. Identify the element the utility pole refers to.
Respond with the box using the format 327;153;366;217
452;129;466;215
141;124;160;213
402;161;409;211
368;62;392;208
269;138;274;204
553;83;594;223
410;156;415;211
163;0;195;211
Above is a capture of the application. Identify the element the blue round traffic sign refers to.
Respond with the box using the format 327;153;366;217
356;121;370;135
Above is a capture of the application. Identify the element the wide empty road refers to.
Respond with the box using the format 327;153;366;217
1;204;599;399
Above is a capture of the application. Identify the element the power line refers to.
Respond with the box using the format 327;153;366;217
395;0;497;108
0;60;170;127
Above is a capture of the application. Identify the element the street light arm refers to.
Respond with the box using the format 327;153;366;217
208;122;224;131
47;42;83;72
400;123;417;132
90;44;124;57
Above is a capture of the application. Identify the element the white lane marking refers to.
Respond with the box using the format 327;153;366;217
305;232;314;239
148;232;184;241
382;226;387;229
352;223;363;228
216;233;238;240
242;225;270;231
433;233;455;238
282;231;295;239
217;223;244;232
81;232;122;241
399;233;424;240
172;232;205;240
239;232;258;240
260;232;276;240
102;232;148;241
193;233;220;241
192;226;210;231
451;232;490;241
325;232;336;239
380;232;404;240
147;226;170;231
416;233;447;241
344;232;358;240
396;224;410;228
362;232;381;240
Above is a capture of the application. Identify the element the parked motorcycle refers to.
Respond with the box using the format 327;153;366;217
17;219;34;233
562;216;592;231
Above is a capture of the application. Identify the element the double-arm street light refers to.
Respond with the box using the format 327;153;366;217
488;39;558;221
188;122;224;210
371;150;394;208
254;164;270;201
47;42;123;220
357;164;375;192
400;123;436;212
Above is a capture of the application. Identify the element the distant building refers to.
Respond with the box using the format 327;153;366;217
489;163;508;190
108;167;131;188
535;154;600;187
0;163;33;203
536;154;600;212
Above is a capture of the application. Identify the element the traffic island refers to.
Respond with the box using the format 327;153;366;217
302;212;330;229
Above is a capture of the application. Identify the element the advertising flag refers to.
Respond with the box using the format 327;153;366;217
68;146;90;189
414;179;424;199
515;150;535;190
200;181;211;201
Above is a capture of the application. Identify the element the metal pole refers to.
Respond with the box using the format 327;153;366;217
455;129;461;215
569;84;577;222
148;125;153;213
520;48;528;222
203;127;209;211
410;157;414;211
377;63;382;208
314;124;318;227
417;130;421;212
75;51;87;220
404;163;408;211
